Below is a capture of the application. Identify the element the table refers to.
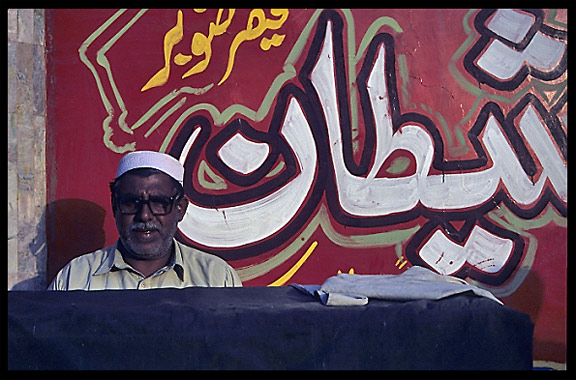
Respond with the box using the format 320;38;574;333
8;287;533;370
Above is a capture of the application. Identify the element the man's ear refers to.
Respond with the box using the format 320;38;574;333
176;196;188;221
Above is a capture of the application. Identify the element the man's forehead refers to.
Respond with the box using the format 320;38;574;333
116;171;176;194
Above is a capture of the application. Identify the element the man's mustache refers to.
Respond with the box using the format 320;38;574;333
131;222;160;232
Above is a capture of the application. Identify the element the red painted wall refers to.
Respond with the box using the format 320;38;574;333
45;9;567;364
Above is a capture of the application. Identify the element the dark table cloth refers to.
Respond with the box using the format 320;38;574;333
8;286;533;370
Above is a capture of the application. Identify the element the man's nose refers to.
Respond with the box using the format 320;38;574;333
134;201;154;221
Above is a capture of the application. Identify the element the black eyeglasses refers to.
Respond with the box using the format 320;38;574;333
115;193;180;215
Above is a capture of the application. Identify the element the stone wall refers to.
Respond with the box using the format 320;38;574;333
8;9;47;290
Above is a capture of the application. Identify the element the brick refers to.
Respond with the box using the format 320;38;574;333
17;9;35;44
8;9;47;290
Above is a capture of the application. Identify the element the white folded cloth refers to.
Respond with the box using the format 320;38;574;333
293;266;502;306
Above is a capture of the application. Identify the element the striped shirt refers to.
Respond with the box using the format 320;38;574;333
48;239;242;290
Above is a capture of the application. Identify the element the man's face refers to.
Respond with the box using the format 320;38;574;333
113;172;187;260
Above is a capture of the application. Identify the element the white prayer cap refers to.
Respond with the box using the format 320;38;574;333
116;151;184;184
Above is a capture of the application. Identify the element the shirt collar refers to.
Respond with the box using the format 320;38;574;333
172;240;185;281
93;239;185;282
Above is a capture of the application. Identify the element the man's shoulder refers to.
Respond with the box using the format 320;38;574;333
174;240;242;286
48;244;118;290
65;245;116;266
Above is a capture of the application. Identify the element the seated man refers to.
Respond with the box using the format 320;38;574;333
49;151;242;290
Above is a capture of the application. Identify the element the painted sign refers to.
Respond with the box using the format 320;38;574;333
45;9;567;365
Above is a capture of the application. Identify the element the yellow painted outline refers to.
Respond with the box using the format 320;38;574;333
267;241;318;286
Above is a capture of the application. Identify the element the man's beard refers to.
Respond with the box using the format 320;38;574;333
120;221;177;259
